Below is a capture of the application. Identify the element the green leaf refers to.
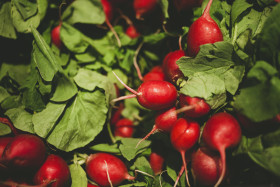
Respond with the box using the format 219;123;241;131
0;2;17;39
33;102;66;138
1;95;22;111
0;86;10;103
134;156;153;174
231;0;253;26
45;90;108;152
13;0;38;20
62;0;105;25
5;107;34;133
51;73;78;102
119;138;151;161
31;26;61;82
0;63;30;86
256;4;280;69
177;42;245;109
0;123;12;136
234;61;280;122
69;164;88;187
89;143;120;154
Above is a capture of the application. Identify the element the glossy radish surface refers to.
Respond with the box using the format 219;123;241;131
86;153;135;187
33;154;71;187
0;137;13;158
179;94;211;118
202;112;241;187
162;50;185;83
125;25;141;39
51;24;62;49
170;118;200;186
187;0;223;56
2;134;46;171
114;118;134;137
149;150;165;175
192;147;225;186
133;0;158;19
143;66;167;82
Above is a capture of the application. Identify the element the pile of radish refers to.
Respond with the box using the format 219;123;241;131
1;0;280;186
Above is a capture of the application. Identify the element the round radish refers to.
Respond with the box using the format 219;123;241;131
149;150;165;175
162;50;186;83
51;24;62;49
86;153;135;187
191;147;226;186
125;25;141;39
2;134;46;171
114;118;134;138
0;137;13;175
133;0;158;19
33;154;71;187
202;112;241;187
170;118;200;186
101;0;114;21
179;94;211;118
186;0;223;56
173;0;202;11
143;66;166;82
112;72;178;111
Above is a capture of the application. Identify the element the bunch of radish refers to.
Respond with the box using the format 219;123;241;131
0;118;71;187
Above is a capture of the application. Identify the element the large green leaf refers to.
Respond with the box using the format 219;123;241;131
0;2;17;39
45;90;108;152
69;164;88;187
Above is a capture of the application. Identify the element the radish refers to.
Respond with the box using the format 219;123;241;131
51;24;62;49
162;50;186;83
112;72;178;111
86;153;135;187
133;0;158;19
114;118;134;138
143;66;166;82
173;0;202;11
149;150;165;175
125;25;141;39
170;118;200;186
101;0;121;47
179;94;211;118
1;134;46;171
186;0;223;56
110;102;125;125
202;112;241;187
33;154;71;187
0;137;13;175
191;147;226;186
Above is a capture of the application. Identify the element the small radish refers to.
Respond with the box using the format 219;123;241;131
110;102;125;125
125;25;141;39
179;94;211;118
143;66;166;82
173;0;202;12
1;134;46;171
114;118;134;138
170;118;200;186
133;0;158;19
149;150;165;175
191;147;225;186
51;24;62;49
162;50;186;83
186;0;223;56
202;112;241;187
33;154;71;187
112;72;178;111
86;153;135;187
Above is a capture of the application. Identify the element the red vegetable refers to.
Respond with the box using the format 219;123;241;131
51;24;62;49
125;25;141;39
133;0;158;19
143;66;166;82
114;118;134;138
186;0;223;56
149;150;165;175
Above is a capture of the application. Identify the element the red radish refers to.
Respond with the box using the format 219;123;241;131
112;72;178;111
125;25;141;39
33;154;71;187
202;112;241;187
179;94;211;118
191;147;225;186
51;24;62;49
170;118;200;186
143;66;166;82
101;0;121;47
162;50;186;83
133;0;158;19
149;150;165;175
86;153;135;187
186;0;223;56
1;134;46;171
0;137;13;174
110;102;125;125
114;118;134;138
173;0;202;11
